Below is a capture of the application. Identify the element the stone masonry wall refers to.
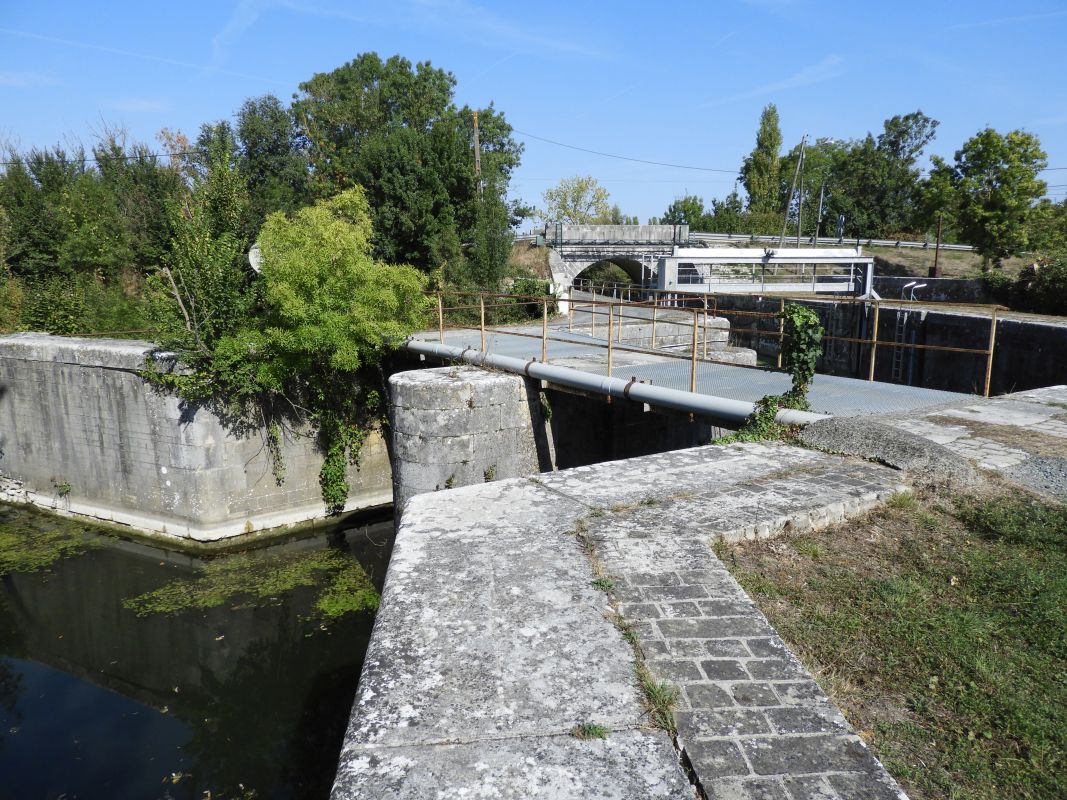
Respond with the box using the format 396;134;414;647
0;333;391;541
387;366;552;513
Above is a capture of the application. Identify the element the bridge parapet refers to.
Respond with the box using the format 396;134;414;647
543;222;688;246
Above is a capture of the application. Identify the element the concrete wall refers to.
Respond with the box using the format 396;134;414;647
387;365;726;510
0;334;391;541
873;276;988;304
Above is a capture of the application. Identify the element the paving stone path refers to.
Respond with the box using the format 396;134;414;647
881;385;1067;498
333;443;909;800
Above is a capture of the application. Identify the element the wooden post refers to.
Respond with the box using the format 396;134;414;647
690;308;699;393
776;297;785;369
480;295;486;351
983;308;999;397
607;304;614;378
867;302;880;381
930;212;944;279
651;303;657;349
541;299;548;362
437;293;444;343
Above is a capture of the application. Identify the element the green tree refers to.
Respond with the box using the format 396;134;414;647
741;104;782;214
236;95;311;233
935;128;1047;266
291;54;521;275
148;186;428;512
658;195;706;226
541;175;611;223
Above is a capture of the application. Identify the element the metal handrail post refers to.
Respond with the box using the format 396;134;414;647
651;303;657;349
777;297;785;369
437;293;444;343
591;292;597;338
983;308;999;397
542;299;548;362
690;308;699;393
568;285;574;332
868;302;880;381
703;296;709;359
480;295;486;351
607;304;614;378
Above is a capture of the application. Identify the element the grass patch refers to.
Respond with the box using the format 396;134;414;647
570;722;610;740
124;548;379;621
636;662;679;736
591;577;615;592
720;487;1067;800
0;503;103;575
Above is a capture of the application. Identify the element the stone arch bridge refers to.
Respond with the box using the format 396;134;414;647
540;223;689;287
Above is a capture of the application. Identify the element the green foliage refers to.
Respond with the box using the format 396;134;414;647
982;253;1067;316
147;186;429;513
932;128;1048;264
576;261;632;286
17;272;151;335
292;53;522;278
123;548;379;620
741;104;783;215
591;577;615;592
779;302;823;400
540;175;611;224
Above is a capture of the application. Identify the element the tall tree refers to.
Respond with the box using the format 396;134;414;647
236;95;310;233
541;175;611;223
740;104;782;214
291;54;521;275
934;128;1047;266
657;195;706;226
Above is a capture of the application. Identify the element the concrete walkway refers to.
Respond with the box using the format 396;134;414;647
878;385;1067;500
332;444;909;799
413;322;968;419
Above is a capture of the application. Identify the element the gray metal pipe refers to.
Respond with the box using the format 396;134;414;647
403;339;829;427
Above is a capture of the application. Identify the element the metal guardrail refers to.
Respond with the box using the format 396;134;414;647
515;230;975;252
428;285;1003;398
689;231;975;252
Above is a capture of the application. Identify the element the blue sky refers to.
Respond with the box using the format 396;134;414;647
2;0;1066;224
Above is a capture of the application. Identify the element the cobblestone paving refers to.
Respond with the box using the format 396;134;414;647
534;445;909;799
883;386;1067;477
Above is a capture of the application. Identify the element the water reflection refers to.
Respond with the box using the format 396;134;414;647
0;511;394;800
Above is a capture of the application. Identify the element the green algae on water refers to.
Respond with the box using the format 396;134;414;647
123;548;380;619
0;504;101;575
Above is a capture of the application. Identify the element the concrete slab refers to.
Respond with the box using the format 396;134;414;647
333;443;910;799
332;732;691;800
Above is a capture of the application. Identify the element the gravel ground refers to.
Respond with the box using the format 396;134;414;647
1003;456;1067;502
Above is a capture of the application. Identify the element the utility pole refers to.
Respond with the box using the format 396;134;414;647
813;182;826;246
472;110;482;197
795;145;806;247
930;212;943;278
779;134;806;248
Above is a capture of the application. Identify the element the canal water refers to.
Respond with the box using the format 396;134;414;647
0;503;394;800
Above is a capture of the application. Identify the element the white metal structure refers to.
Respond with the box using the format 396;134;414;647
655;247;874;296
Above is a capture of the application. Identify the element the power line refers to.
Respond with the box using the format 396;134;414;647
512;128;739;174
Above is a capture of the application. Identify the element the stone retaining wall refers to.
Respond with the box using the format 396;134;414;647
0;333;391;541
